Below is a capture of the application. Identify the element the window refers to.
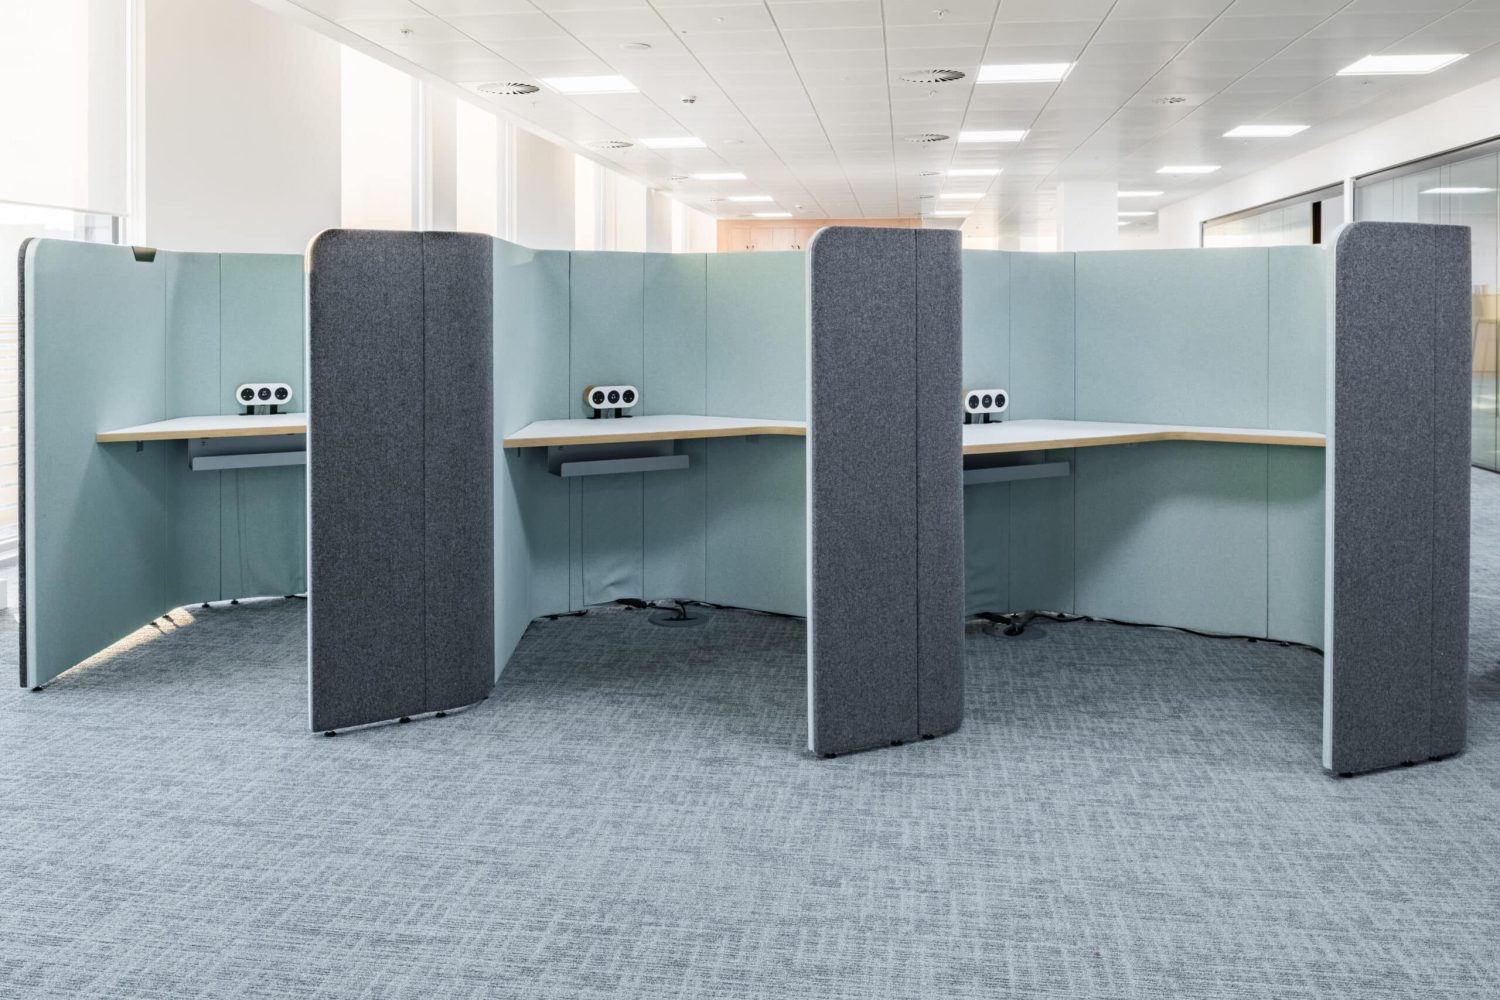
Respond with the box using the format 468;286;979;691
1202;186;1344;249
1357;142;1500;470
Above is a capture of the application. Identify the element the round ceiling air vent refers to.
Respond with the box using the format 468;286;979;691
590;140;633;150
1151;95;1188;105
476;82;540;96
901;69;966;84
903;132;951;143
918;170;941;177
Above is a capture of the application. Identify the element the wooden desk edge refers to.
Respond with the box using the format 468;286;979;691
962;430;1326;455
503;424;807;448
97;424;308;443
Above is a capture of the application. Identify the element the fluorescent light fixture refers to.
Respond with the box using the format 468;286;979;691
1338;53;1465;76
1224;124;1308;138
939;192;984;200
1118;190;1164;198
1118;220;1131;227
1157;164;1220;175
1117;211;1155;217
540;74;636;95
948;168;1001;177
640;136;705;149
691;171;746;181
752;211;792;218
728;195;773;202
1422;186;1496;195
958;130;1028;143
931;210;971;218
978;62;1074;84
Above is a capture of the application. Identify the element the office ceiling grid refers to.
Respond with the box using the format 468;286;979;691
289;0;1500;236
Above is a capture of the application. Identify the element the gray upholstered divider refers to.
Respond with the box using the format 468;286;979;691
807;227;964;756
1326;221;1470;775
308;230;494;733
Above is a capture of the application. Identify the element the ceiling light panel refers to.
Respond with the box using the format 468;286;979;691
1157;164;1220;174
691;172;747;181
1422;187;1497;195
978;62;1075;83
1223;124;1309;138
753;212;793;218
1337;53;1466;76
949;168;1001;177
1118;190;1164;198
728;195;774;202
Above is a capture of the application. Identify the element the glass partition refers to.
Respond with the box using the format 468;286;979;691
1357;147;1500;471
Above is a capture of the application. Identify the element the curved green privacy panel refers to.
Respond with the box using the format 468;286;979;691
20;240;304;689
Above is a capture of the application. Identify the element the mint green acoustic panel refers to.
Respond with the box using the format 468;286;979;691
1075;249;1269;427
705;435;805;616
962;250;1008;388
706;252;806;419
163;253;221;416
493;240;572;661
644;254;707;415
162;253;222;607
1267;445;1325;647
964;483;1009;615
1008;252;1076;420
220;254;305;408
644;440;707;600
22;241;170;688
581;473;645;605
1075;441;1269;637
570;252;644;418
1008;450;1076;613
218;252;306;599
1269;246;1327;432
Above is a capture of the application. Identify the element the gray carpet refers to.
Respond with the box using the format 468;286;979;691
5;475;1500;999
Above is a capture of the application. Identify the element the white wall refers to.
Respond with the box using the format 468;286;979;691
1157;74;1500;249
142;0;341;253
513;130;575;251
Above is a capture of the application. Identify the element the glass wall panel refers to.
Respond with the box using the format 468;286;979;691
1358;150;1500;470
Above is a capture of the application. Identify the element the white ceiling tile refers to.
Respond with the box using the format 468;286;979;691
445;12;569;41
782;27;887;51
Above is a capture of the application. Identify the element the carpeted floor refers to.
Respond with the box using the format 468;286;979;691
4;474;1500;999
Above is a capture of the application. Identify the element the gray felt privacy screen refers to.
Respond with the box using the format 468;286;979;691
308;230;494;733
1326;222;1470;775
807;227;964;756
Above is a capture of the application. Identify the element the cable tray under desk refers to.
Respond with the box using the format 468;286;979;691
545;440;691;478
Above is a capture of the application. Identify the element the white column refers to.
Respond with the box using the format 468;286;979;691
1057;179;1118;251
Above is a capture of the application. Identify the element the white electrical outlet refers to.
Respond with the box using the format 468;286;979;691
236;382;293;408
963;388;1008;415
583;385;639;411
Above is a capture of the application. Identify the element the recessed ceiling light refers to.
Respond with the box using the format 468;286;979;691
475;82;540;96
1119;190;1164;198
939;192;984;200
1118;211;1155;217
978;62;1073;83
901;69;966;84
1118;220;1132;227
753;211;792;218
931;210;971;218
1224;124;1308;138
640;137;706;149
541;75;636;95
1338;53;1465;76
691;171;746;180
959;130;1027;143
1157;164;1220;174
949;168;1001;177
1422;186;1496;194
728;195;773;202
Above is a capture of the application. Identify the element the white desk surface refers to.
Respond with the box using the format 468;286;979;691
504;415;1326;453
96;412;308;443
962;418;1326;454
503;414;807;448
